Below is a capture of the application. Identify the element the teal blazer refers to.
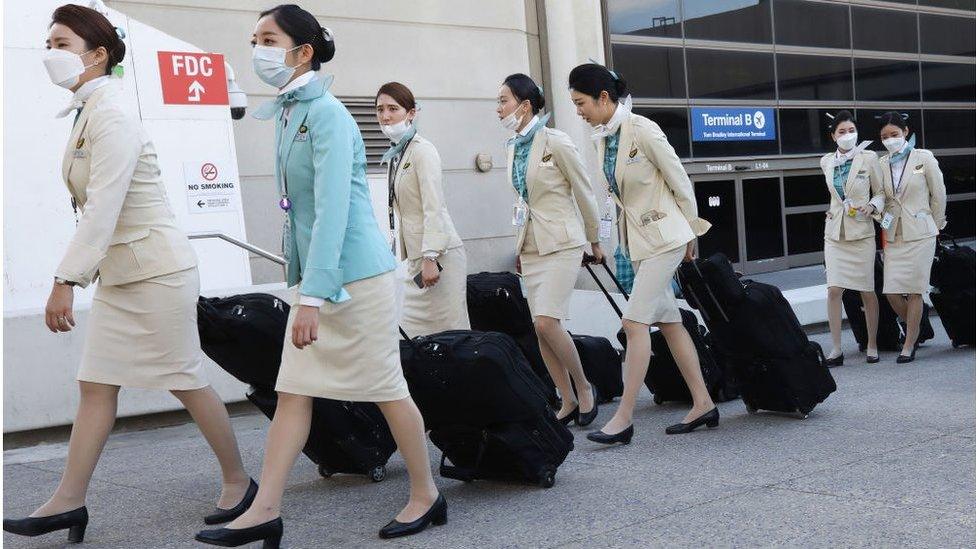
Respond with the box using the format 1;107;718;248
270;76;395;301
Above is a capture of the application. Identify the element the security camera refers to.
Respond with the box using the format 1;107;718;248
225;62;247;120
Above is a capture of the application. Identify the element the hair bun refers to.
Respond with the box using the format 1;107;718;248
321;26;333;42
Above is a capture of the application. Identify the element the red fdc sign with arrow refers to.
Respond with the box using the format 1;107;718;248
157;51;229;105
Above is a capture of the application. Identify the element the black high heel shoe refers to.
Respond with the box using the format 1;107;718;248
665;407;719;435
204;478;258;525
896;348;917;364
3;506;88;543
824;353;845;367
378;493;447;539
577;386;600;427
586;424;633;445
866;353;880;364
557;407;579;426
195;517;283;548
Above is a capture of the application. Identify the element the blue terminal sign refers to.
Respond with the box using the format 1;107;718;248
691;107;776;142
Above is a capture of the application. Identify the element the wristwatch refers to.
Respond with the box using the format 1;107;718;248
54;277;77;287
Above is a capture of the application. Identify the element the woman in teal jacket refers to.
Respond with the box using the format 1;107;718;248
195;5;444;547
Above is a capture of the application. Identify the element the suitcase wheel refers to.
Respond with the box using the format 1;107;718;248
317;465;334;478
952;341;961;349
796;412;809;420
538;467;556;489
745;403;758;415
653;394;664;405
369;465;387;483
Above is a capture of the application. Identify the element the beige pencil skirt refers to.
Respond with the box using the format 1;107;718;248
824;236;876;292
275;271;410;402
883;231;936;295
400;246;471;337
623;245;686;325
77;267;207;391
519;224;584;320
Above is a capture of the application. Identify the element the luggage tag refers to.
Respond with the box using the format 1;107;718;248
880;211;894;230
599;195;614;240
516;273;527;298
512;197;528;227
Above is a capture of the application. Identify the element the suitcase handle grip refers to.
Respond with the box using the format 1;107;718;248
584;263;626;319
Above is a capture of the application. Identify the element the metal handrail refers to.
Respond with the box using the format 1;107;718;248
188;232;286;265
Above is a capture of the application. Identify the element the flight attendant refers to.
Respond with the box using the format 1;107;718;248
375;81;470;337
819;110;885;365
568;63;716;442
496;73;603;426
876;111;947;364
195;6;444;547
3;4;254;544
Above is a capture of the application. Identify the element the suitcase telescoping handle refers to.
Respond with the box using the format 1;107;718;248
583;260;627;319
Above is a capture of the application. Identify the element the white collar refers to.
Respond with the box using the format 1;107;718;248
591;95;633;140
57;76;112;118
517;115;540;137
833;140;872;167
278;71;315;96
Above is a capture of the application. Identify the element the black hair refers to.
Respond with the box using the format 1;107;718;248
568;63;628;102
51;4;125;76
828;110;855;134
502;73;545;114
259;4;335;71
877;111;909;132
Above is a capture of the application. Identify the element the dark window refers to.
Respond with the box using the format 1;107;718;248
606;0;682;38
856;109;924;151
780;108;843;155
940;155;976;194
854;59;920;102
683;0;773;43
633;107;691;158
852;7;918;53
919;0;976;9
777;54;853;101
784;173;830;208
924;110;976;149
945;199;976;238
611;44;686;99
920;15;976;56
786;213;827;255
686;49;775;99
743;177;784;260
693;179;740;262
773;0;850;49
922;62;976;102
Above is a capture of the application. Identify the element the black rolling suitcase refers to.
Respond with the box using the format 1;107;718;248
399;330;573;488
570;334;624;403
197;293;397;481
584;262;737;404
930;235;975;347
676;254;836;417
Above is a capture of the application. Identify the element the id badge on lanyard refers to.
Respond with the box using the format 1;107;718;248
880;212;894;230
599;195;614;240
512;196;528;227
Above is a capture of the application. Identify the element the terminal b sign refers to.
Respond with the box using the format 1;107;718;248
157;51;229;105
692;107;776;142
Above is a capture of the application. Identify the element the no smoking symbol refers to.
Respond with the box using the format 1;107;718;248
201;163;218;181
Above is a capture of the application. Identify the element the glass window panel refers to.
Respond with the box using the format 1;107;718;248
852;7;918;53
773;0;850;49
777;54;853;101
924;110;976;149
945;199;976;238
743;177;785;260
856;109;924;152
682;0;773;43
854;58;920;102
606;0;683;37
779;108;843;155
693;179;740;262
611;44;686;99
692;132;780;157
633;107;691;158
921;62;976;102
686;49;775;99
786;212;827;255
919;0;976;9
939;155;976;195
920;15;976;56
784;173;830;208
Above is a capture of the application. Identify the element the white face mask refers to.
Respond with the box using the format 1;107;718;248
43;48;95;89
882;136;906;153
836;132;858;151
500;103;525;132
252;44;303;88
381;119;411;143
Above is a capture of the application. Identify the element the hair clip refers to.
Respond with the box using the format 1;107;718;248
537;84;544;95
321;26;334;42
824;112;835;120
900;112;910;120
588;57;619;81
114;26;126;40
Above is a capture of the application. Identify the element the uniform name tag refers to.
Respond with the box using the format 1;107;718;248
294;133;308;142
73;149;87;158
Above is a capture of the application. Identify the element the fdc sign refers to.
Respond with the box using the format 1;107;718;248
157;51;229;105
691;107;776;142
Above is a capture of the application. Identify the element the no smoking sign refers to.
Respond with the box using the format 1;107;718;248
184;160;236;214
